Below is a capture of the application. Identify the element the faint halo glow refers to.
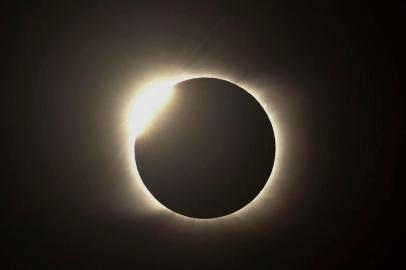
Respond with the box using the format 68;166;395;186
125;73;283;223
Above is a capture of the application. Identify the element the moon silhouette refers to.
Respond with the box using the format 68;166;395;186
135;78;275;218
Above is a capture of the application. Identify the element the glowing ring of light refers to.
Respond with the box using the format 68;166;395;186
125;73;283;223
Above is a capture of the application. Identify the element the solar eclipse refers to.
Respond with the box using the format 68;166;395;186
132;77;275;219
7;3;399;267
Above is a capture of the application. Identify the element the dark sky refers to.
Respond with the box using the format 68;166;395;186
2;1;404;269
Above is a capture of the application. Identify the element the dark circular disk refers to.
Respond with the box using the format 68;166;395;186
134;78;275;218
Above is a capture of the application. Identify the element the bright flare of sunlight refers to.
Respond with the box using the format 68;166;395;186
130;79;175;138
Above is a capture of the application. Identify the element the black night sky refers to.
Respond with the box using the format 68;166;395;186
3;1;404;269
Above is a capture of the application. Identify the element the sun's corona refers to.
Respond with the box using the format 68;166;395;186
124;73;283;224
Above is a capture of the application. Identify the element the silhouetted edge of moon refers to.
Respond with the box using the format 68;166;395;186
134;77;276;219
